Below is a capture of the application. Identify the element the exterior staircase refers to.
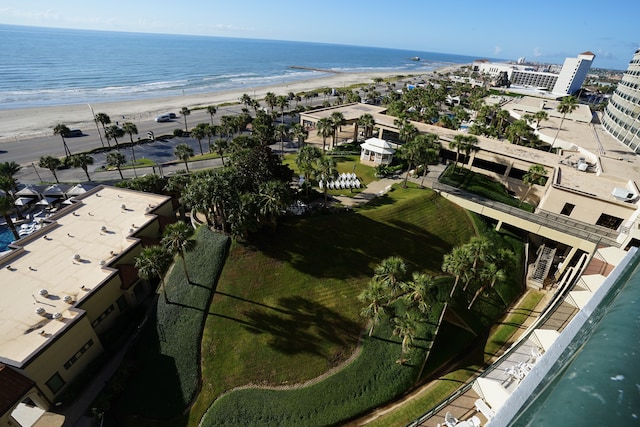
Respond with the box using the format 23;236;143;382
528;245;556;290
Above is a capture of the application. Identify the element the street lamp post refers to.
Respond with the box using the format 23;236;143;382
88;104;105;148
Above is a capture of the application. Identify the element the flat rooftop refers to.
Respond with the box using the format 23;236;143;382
0;186;170;366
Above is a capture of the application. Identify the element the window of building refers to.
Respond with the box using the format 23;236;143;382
91;304;115;328
64;339;94;370
46;372;65;394
560;203;575;216
596;213;623;230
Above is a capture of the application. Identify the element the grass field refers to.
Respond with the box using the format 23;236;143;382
188;186;476;425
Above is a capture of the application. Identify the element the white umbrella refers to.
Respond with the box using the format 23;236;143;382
14;197;34;206
66;183;91;196
36;197;57;206
43;184;67;196
15;185;40;197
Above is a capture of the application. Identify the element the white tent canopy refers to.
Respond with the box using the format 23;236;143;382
474;377;510;411
529;329;560;352
66;183;92;196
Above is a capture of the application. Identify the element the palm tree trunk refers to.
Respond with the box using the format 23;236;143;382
83;167;91;182
420;164;428;188
131;145;138;178
180;252;191;283
468;286;486;309
117;167;123;179
51;169;59;183
184;161;190;173
4;214;19;240
449;276;460;297
403;161;413;188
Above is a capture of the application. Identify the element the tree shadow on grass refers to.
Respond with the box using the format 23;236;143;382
239;296;361;357
246;211;456;280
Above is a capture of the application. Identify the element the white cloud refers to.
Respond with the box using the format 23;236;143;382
494;46;502;56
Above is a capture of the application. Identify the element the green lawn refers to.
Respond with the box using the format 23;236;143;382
189;187;476;425
440;165;535;212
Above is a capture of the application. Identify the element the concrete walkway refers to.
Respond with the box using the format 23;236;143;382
334;164;446;208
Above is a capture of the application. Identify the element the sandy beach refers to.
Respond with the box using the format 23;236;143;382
0;65;463;143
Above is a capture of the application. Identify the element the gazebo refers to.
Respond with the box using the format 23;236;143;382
360;137;396;165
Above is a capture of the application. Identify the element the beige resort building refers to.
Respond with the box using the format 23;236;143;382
0;186;175;426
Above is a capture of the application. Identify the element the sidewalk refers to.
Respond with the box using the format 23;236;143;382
333;163;446;208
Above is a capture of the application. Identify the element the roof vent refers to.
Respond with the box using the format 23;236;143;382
99;260;106;266
35;307;46;316
121;204;126;210
63;295;73;304
39;289;49;298
101;225;107;232
52;312;62;320
73;254;81;260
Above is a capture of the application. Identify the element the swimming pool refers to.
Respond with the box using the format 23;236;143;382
512;252;640;425
0;225;15;252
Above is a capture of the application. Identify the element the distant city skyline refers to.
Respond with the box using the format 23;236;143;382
1;0;638;70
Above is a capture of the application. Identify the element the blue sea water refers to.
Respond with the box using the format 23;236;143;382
0;24;484;110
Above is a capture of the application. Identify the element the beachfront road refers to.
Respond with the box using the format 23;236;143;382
0;103;250;165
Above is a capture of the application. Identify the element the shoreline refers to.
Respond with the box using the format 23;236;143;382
0;65;464;143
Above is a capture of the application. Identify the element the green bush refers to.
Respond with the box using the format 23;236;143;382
116;227;229;418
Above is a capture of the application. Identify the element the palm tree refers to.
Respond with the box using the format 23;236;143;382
398;136;422;188
449;134;469;171
264;92;277;115
161;221;196;283
316;118;333;152
274;124;290;155
315;156;338;204
122;122;138;144
392;313;418;364
533;110;549;130
329;111;346;150
53;124;72;157
404;272;435;314
0;196;19;240
257;180;290;230
276;95;289;124
206;105;218;126
69;154;94;181
174;143;194;173
105;125;125;151
191;124;207;155
211;139;228;166
442;246;471;297
38;155;62;183
358;113;376;139
0;162;21;192
468;263;506;309
460;135;479;171
296;145;322;199
522;164;548;202
95;113;111;147
106;151;127;179
550;96;578;151
395;118;418;147
290;123;308;147
135;245;172;303
358;280;389;336
180;107;191;132
374;256;407;298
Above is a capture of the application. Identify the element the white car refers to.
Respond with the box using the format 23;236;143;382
155;114;172;122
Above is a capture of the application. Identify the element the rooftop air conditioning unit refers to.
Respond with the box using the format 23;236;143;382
612;187;636;202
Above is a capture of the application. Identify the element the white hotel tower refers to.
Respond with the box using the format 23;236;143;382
602;48;640;152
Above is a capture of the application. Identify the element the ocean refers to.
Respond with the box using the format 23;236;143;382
0;24;484;110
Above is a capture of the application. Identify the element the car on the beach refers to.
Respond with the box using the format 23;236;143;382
155;114;172;122
65;129;83;137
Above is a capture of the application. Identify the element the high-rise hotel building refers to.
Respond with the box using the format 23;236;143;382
602;48;640;152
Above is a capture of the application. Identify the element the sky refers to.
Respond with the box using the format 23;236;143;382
1;0;638;70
